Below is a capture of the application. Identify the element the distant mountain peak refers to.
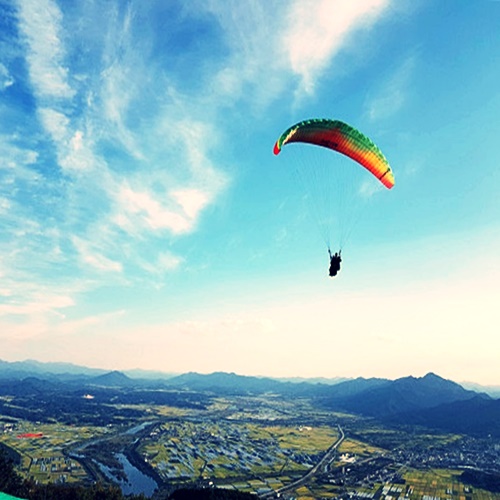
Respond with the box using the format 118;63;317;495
91;370;133;387
422;372;443;380
324;371;483;419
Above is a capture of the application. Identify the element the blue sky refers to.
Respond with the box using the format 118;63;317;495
1;0;499;384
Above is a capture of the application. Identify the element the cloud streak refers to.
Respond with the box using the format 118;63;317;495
282;0;391;94
0;63;14;89
203;0;393;108
10;0;232;289
8;0;394;283
17;0;74;100
366;56;415;120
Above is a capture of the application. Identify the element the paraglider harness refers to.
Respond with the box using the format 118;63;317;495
328;249;342;277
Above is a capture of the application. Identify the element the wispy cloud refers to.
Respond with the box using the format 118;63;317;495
138;251;184;278
17;0;103;181
98;5;147;160
16;0;74;100
205;0;392;106
52;309;127;338
0;63;14;90
0;136;38;179
11;0;229;286
0;305;125;352
365;56;415;120
0;292;74;317
204;1;285;106
281;0;391;95
5;0;392;283
3;0;395;347
113;184;193;235
72;236;123;274
0;267;78;340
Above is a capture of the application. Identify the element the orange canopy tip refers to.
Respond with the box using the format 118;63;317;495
382;175;395;189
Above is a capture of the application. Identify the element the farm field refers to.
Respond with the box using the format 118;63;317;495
1;391;500;499
1;421;113;485
393;468;498;500
139;420;340;482
282;468;500;500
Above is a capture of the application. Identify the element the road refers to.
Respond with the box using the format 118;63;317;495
259;425;345;498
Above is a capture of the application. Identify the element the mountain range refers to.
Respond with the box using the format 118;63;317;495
0;359;499;437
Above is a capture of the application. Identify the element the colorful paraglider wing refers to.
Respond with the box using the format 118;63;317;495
273;119;395;189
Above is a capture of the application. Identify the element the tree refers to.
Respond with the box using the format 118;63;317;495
0;449;24;496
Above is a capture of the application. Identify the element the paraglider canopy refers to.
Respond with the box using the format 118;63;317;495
273;118;395;255
273;118;395;189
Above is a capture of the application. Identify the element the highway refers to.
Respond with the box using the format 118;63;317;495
259;425;345;498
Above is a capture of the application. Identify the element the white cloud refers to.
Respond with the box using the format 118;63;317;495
100;61;145;160
205;0;392;106
0;196;12;213
0;63;14;89
52;309;126;338
17;0;75;100
0;308;125;346
157;252;182;272
171;189;211;220
170;119;229;204
70;130;84;151
0;294;74;317
38;107;70;142
107;114;229;239
18;0;101;177
282;0;391;94
198;2;293;110
137;251;183;277
114;185;190;234
95;5;149;161
72;236;123;273
60;130;99;172
37;109;99;173
0;136;38;175
112;171;226;237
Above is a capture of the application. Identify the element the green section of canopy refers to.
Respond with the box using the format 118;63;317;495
275;118;386;163
274;118;394;189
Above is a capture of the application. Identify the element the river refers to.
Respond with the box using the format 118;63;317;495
96;452;158;497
